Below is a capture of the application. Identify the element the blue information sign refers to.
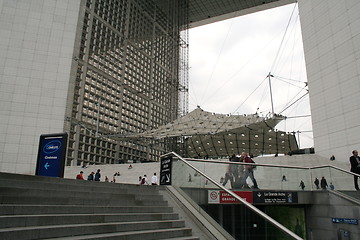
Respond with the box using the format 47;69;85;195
332;218;358;225
36;133;68;177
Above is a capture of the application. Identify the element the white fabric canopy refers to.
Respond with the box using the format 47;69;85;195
106;107;298;157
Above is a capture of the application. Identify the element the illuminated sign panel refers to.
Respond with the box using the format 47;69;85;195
36;133;68;178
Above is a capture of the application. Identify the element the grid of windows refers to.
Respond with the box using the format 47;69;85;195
66;0;188;165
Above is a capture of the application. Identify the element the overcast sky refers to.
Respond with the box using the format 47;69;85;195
188;3;313;149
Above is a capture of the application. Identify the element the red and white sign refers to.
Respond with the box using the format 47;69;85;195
208;190;253;204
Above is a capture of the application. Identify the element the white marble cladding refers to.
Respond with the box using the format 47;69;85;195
0;0;80;174
298;0;360;162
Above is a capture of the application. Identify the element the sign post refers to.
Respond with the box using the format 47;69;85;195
35;133;68;178
160;156;172;185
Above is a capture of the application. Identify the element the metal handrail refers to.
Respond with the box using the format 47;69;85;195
183;157;360;177
162;151;303;240
184;157;310;169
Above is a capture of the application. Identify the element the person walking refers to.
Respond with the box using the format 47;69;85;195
222;154;239;188
350;150;360;191
234;156;246;188
151;173;158;185
314;177;320;189
240;152;259;189
87;172;94;181
94;169;101;181
320;176;328;190
299;180;305;190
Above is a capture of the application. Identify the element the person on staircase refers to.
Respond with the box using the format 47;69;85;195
350;150;360;191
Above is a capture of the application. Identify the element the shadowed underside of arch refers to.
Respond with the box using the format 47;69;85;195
156;0;296;29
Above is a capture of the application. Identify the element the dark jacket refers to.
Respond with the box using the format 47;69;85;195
320;178;328;189
350;156;360;173
94;172;101;181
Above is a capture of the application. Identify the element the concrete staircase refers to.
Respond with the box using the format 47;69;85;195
0;172;199;240
339;190;360;201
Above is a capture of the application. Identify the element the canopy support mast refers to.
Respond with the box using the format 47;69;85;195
268;72;275;114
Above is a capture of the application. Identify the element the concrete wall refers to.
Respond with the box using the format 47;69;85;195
181;187;360;239
0;0;81;174
298;0;360;162
306;191;360;240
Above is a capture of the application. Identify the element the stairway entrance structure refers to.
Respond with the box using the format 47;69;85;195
164;151;360;240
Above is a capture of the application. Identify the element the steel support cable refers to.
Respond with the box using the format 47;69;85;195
270;78;303;117
204;5;298;121
198;17;235;106
282;91;308;118
279;91;309;115
276;91;308;140
286;115;311;119
272;13;300;75
274;75;307;85
256;79;271;114
188;82;200;110
277;81;308;115
240;5;299;118
193;4;299;113
200;27;289;109
292;112;313;132
212;76;268;134
231;76;268;114
269;2;298;73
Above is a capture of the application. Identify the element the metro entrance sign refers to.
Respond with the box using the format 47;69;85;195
208;190;298;204
208;190;253;204
35;133;68;178
160;156;172;185
253;191;298;204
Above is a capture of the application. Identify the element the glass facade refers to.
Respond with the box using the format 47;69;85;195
66;0;189;166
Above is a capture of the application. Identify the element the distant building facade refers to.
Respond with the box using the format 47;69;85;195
0;0;188;174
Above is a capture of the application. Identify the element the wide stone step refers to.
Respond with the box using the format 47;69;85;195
0;195;167;206
0;187;164;202
161;238;200;240
0;204;174;215
42;228;195;240
0;178;161;196
0;212;180;228
0;220;186;240
0;172;200;239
